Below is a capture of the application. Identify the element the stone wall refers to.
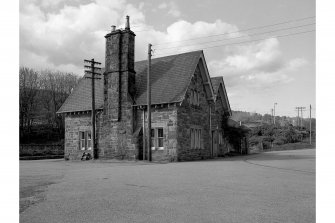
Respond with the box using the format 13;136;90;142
64;114;93;160
135;106;178;162
177;66;212;161
97;28;137;160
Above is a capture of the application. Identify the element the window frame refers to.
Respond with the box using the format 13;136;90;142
79;130;92;150
157;128;164;150
151;127;165;150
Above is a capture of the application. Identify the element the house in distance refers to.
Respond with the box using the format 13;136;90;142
57;16;235;162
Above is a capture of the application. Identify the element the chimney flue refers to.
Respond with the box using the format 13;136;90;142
111;25;116;32
125;15;130;30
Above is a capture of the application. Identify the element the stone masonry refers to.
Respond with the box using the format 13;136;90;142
64;114;93;160
97;25;137;160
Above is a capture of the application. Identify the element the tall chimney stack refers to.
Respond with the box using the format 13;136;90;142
100;16;137;159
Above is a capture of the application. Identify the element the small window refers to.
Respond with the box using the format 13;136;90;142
87;131;92;150
198;129;201;148
193;91;197;105
157;128;164;149
197;92;200;106
190;90;194;104
191;129;194;149
79;131;92;150
80;132;86;150
151;128;155;150
190;127;202;149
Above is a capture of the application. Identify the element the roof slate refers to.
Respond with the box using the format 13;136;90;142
210;76;223;98
57;50;204;113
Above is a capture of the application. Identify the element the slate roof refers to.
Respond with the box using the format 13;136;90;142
211;76;223;98
57;73;104;113
57;50;209;113
135;50;202;105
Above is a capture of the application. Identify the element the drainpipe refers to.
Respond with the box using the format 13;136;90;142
209;103;212;158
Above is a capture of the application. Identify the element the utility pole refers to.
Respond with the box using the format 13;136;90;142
309;105;312;145
147;43;152;162
295;107;306;128
273;103;277;125
271;108;274;124
84;59;101;159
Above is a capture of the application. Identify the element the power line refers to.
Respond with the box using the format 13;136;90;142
154;23;315;51
153;29;315;57
153;16;315;46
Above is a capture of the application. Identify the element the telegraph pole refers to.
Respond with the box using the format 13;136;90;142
273;103;277;125
309;105;312;145
84;59;101;159
271;108;274;124
147;44;152;162
295;106;306;128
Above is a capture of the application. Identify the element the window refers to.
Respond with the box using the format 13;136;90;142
87;131;92;150
197;92;200;106
151;128;155;150
193;91;197;105
191;129;194;149
79;131;92;150
190;127;202;149
80;132;85;150
151;128;164;150
157;128;164;149
190;90;200;106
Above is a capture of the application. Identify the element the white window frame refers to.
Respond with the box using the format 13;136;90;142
151;128;155;150
151;128;165;150
87;131;92;150
157;128;164;150
79;131;92;150
80;131;86;150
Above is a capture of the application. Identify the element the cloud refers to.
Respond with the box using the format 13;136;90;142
20;0;145;74
158;3;168;9
208;38;308;91
20;0;307;96
156;2;181;18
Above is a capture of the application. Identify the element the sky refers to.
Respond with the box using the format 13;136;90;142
19;0;315;118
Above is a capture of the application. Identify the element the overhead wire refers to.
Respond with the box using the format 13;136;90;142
152;29;315;57
152;16;315;46
154;23;315;51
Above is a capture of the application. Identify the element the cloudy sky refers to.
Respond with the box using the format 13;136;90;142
19;0;315;117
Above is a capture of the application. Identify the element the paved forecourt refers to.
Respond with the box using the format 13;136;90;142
20;149;315;223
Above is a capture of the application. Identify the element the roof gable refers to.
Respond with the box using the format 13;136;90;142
134;50;203;105
211;76;232;116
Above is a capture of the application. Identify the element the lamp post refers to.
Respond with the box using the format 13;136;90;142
273;103;277;125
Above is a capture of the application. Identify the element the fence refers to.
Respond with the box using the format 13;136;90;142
20;144;64;160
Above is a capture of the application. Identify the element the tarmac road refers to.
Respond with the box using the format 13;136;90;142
20;149;315;223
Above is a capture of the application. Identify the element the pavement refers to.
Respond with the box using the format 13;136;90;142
20;149;315;223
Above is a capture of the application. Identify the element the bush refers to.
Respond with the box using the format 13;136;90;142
262;141;271;150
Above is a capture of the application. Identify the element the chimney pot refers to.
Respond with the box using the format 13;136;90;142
125;15;130;30
111;25;116;32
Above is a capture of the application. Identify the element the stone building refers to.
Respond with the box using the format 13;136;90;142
57;17;234;162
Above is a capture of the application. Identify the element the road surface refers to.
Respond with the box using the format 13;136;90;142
20;149;315;223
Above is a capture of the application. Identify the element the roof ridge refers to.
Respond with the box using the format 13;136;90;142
135;50;203;63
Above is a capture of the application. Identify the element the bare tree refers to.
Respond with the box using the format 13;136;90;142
20;66;80;143
19;67;39;137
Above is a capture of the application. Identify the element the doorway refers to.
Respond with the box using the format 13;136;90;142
211;130;218;158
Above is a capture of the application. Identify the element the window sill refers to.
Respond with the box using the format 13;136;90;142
151;147;164;151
